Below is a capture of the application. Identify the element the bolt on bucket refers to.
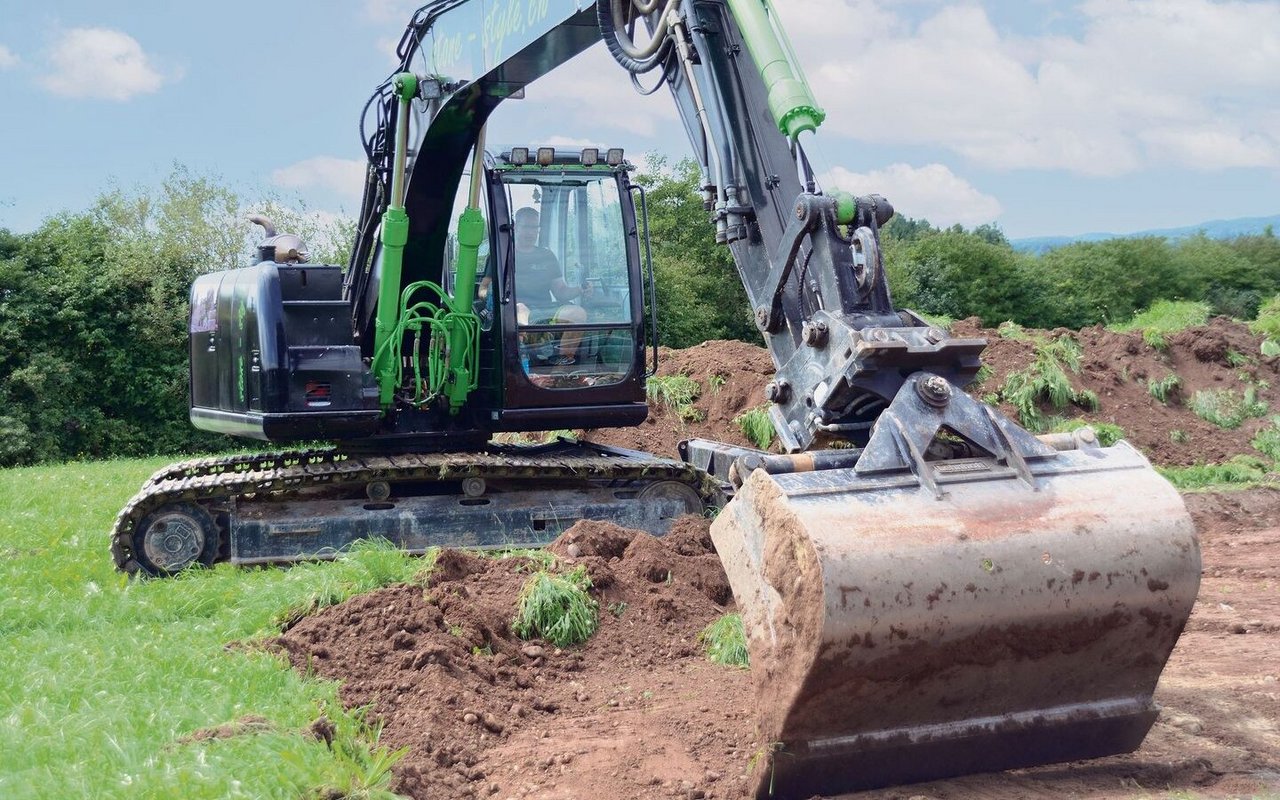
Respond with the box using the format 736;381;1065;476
712;437;1199;799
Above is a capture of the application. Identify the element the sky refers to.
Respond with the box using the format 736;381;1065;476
0;0;1276;241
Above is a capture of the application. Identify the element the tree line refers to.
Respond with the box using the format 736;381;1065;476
1;160;1276;466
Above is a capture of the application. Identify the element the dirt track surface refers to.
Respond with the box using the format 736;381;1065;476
274;326;1280;799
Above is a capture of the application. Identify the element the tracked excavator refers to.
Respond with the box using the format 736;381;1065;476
110;1;1201;796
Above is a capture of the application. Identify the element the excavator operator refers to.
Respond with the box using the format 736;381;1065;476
512;206;590;365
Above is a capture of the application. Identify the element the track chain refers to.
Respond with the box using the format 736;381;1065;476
111;446;720;574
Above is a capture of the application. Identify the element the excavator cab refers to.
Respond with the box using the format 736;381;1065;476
464;147;656;434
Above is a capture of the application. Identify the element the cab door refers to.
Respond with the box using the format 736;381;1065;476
491;166;649;432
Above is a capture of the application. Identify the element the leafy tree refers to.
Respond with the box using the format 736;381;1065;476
1037;237;1183;328
893;231;1048;326
0;169;324;466
1171;234;1269;318
881;214;936;243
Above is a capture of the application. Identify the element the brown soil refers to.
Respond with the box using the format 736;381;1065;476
273;516;760;800
272;324;1280;799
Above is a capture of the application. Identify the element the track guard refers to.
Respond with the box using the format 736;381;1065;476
711;380;1200;798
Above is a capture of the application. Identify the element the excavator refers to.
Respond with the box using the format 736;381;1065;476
110;1;1201;797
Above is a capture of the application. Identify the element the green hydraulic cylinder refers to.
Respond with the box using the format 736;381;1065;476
725;0;826;140
371;72;418;408
445;205;484;413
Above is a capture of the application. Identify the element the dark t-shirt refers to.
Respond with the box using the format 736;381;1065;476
515;246;563;309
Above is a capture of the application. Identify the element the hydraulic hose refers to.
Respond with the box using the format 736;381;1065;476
598;0;679;73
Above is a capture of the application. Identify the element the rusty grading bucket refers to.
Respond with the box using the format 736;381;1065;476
712;408;1199;798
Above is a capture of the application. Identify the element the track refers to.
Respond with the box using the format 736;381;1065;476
111;441;723;574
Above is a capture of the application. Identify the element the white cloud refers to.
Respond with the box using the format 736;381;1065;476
0;45;18;70
498;43;677;138
40;28;165;101
777;0;1280;175
821;163;1003;227
270;157;367;207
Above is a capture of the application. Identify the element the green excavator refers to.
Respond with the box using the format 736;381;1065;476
111;2;1201;797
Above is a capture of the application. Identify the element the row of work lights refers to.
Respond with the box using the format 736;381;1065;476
507;146;626;167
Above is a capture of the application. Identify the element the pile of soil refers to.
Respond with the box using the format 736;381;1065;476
584;339;776;457
272;493;1280;800
273;516;760;800
589;318;1280;467
955;316;1280;466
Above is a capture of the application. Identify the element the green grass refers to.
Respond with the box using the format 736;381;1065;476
1048;418;1126;447
0;458;430;799
1250;293;1280;347
1157;456;1271;491
1189;387;1268;429
511;565;598;648
734;406;775;450
972;364;994;387
996;335;1096;431
1251;417;1280;460
646;375;701;410
1110;300;1211;348
996;320;1033;341
1148;374;1182;404
698;613;749;668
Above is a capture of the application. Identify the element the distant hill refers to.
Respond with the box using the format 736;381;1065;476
1011;214;1280;254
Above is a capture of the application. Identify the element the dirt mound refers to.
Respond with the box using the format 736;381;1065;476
589;320;1280;467
956;316;1280;466
272;516;758;800
584;339;776;457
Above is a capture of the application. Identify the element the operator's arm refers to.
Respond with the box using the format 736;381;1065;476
541;250;590;303
551;275;583;302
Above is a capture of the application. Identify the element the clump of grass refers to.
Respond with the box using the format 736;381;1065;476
996;320;1032;341
1170;429;1190;444
1048;418;1126;447
1250;293;1280;350
678;405;706;423
735;406;775;450
1110;300;1211;347
1158;456;1270;490
1226;350;1252;368
646;374;701;408
972;364;994;387
707;373;727;392
698;613;749;668
1148;374;1182;404
1190;387;1268;429
1251;417;1280;460
540;429;577;443
916;311;954;329
512;565;598;648
996;335;1095;430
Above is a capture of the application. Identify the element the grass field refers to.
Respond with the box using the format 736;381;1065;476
0;457;430;800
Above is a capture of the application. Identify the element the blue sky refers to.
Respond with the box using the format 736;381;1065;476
0;0;1276;241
